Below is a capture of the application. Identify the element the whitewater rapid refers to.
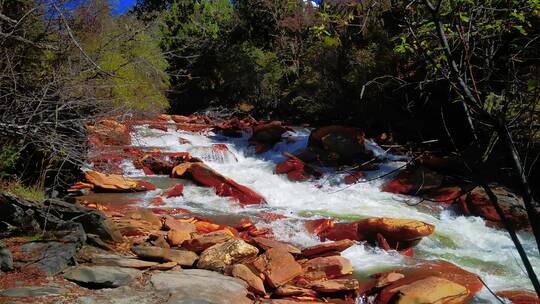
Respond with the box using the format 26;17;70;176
124;123;539;303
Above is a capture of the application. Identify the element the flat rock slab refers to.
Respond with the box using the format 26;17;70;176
151;269;251;304
92;254;159;269
64;265;142;288
0;286;68;297
76;286;167;304
17;241;79;275
132;246;198;266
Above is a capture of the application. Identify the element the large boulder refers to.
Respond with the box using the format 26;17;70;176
253;247;303;288
197;239;259;271
460;186;530;230
383;276;469;304
171;162;265;205
183;230;233;253
496;290;540;304
151;269;252;304
64;265;141;288
308;125;372;165
228;263;266;295
302;256;353;280
275;157;322;182
302;239;354;258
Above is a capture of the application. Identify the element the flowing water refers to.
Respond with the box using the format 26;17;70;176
88;123;539;303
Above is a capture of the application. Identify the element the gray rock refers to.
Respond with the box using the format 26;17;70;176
0;241;13;271
197;239;258;271
64;265;142;288
75;286;167;304
18;240;79;275
132;246;198;266
0;286;67;297
92;254;159;269
151;269;251;304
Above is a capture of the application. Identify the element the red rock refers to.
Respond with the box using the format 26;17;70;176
374;260;482;303
151;197;165;206
172;162;265;205
162;216;196;232
424;186;463;204
302;239;354;257
309;278;360;293
305;219;335;236
251;237;301;254
253;248;304;288
276;159;305;174
250;121;291;143
355;218;434;243
230;264;266;295
164;184;184;198
381;166;442;195
87;119;131;146
302;256;353;280
135;153;191;175
496;290;540;304
171;115;192;123
319;222;362;241
274;285;318;297
259;212;288;222
344;172;365;184
143;166;155;175
167;229;191;246
380;276;469;304
460;186;530;230
183;231;234;253
149;123;169;131
84;171;156;192
150;207;191;215
308;126;364;149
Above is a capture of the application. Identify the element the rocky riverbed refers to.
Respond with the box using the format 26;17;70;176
0;113;539;303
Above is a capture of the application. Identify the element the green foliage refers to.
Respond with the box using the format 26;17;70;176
0;146;19;179
0;179;46;202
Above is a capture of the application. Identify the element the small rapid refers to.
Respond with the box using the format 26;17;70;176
122;123;539;303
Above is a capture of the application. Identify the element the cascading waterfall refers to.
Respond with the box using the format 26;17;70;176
119;123;540;303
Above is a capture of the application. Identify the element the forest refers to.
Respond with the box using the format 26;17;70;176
0;0;539;303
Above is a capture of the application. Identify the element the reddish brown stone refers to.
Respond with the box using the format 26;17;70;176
309;278;360;293
230;264;266;295
496;290;540;304
302;256;353;281
381;166;442;195
253;248;303;288
251;237;301;254
164;184;184;198
183;230;233;253
302;239;354;257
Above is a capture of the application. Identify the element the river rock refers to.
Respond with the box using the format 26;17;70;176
164;184;184;198
197;239;259;271
92;254;159;269
302;239;354;257
249;121;292;151
496;290;540;304
151;269;252;304
302;256;353;280
229;263;266;295
167;229;191;246
253;247;303;288
380;276;469;304
183;230;233;253
84;171;157;192
132;245;198;266
309;278;360;293
17;239;81;275
381;166;442;195
162;216;196;232
274;285;318;297
172;162;266;205
251;237;301;254
460;186;530;230
88;119;131;146
64;265;142;288
0;241;13;272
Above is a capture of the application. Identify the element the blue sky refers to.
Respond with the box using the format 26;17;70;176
110;0;137;15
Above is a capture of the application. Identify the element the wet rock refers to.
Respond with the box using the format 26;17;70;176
309;278;360;293
371;260;482;303
188;144;238;163
150;261;178;271
229;263;266;295
424;186;464;204
164;184;184;198
197;239;259;271
302;239;354;258
381;276;469;304
253;247;303;288
496;290;540;304
183;230;233;253
308;125;371;165
64;265;142;288
0;241;13;272
251;237;301;254
92;254;159;269
132;245;198;266
167;229;191;246
0;286;68;297
172;162;265;205
381;166;442;195
302;256;353;280
249;121;292;153
275;158;322;182
83;171;157;192
460;186;530;230
344;171;365;184
151;269;252;304
318;222;361;241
